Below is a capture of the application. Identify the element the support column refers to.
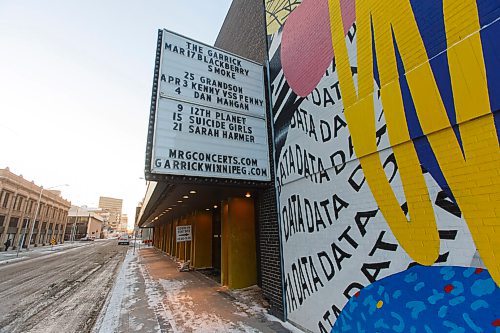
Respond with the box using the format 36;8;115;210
191;211;212;269
162;224;168;252
166;221;171;255
221;201;229;286
221;197;257;289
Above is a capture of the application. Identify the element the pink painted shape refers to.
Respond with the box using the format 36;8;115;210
281;0;356;97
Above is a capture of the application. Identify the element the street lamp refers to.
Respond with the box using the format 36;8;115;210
17;184;69;256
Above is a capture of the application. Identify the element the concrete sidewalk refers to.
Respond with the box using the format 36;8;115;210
94;248;300;333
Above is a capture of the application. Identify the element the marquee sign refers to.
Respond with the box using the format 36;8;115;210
146;29;270;182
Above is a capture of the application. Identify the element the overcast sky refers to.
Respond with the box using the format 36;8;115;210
0;0;233;228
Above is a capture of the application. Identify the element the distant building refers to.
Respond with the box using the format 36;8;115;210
65;206;104;240
135;202;142;228
98;196;122;232
0;167;71;250
119;214;128;232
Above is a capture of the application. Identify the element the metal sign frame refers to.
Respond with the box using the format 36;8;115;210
145;29;271;185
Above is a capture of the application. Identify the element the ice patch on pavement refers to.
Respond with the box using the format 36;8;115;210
138;265;261;332
264;314;306;333
158;278;260;332
94;248;135;333
138;258;178;332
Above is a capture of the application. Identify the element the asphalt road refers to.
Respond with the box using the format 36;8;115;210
0;240;128;333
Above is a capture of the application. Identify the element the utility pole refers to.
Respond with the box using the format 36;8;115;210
25;187;44;250
70;206;79;243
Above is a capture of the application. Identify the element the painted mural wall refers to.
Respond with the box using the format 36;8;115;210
265;0;500;332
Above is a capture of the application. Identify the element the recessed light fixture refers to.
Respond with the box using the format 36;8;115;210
183;195;189;199
190;190;196;194
177;200;183;203
205;208;210;211
213;205;218;209
245;192;251;198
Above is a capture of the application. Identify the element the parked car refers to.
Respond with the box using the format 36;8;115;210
117;234;130;245
79;236;94;241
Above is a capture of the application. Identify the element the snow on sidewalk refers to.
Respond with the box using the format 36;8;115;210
93;248;298;333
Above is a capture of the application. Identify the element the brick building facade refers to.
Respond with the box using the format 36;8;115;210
0;168;71;250
264;0;500;332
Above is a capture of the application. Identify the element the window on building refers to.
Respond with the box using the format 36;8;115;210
9;217;19;228
2;191;12;209
0;215;5;226
22;218;29;228
26;200;33;214
14;196;25;211
12;196;19;211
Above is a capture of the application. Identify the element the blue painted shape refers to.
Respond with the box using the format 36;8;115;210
463;267;477;278
363;295;374;307
449;296;465;306
477;0;500;26
414;282;425;292
384;292;390;304
495;112;500;143
331;266;500;333
478;18;500;141
440;266;456;281
356;321;365;333
438;305;448;318
463;313;483;333
390;312;405;333
374;318;390;329
471;299;489;311
443;320;466;333
471;278;496;297
381;0;500;205
392;35;456;201
348;298;358;312
371;18;380;88
409;0;465;151
404;272;418;283
428;289;444;305
406;301;427;319
450;281;464;296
